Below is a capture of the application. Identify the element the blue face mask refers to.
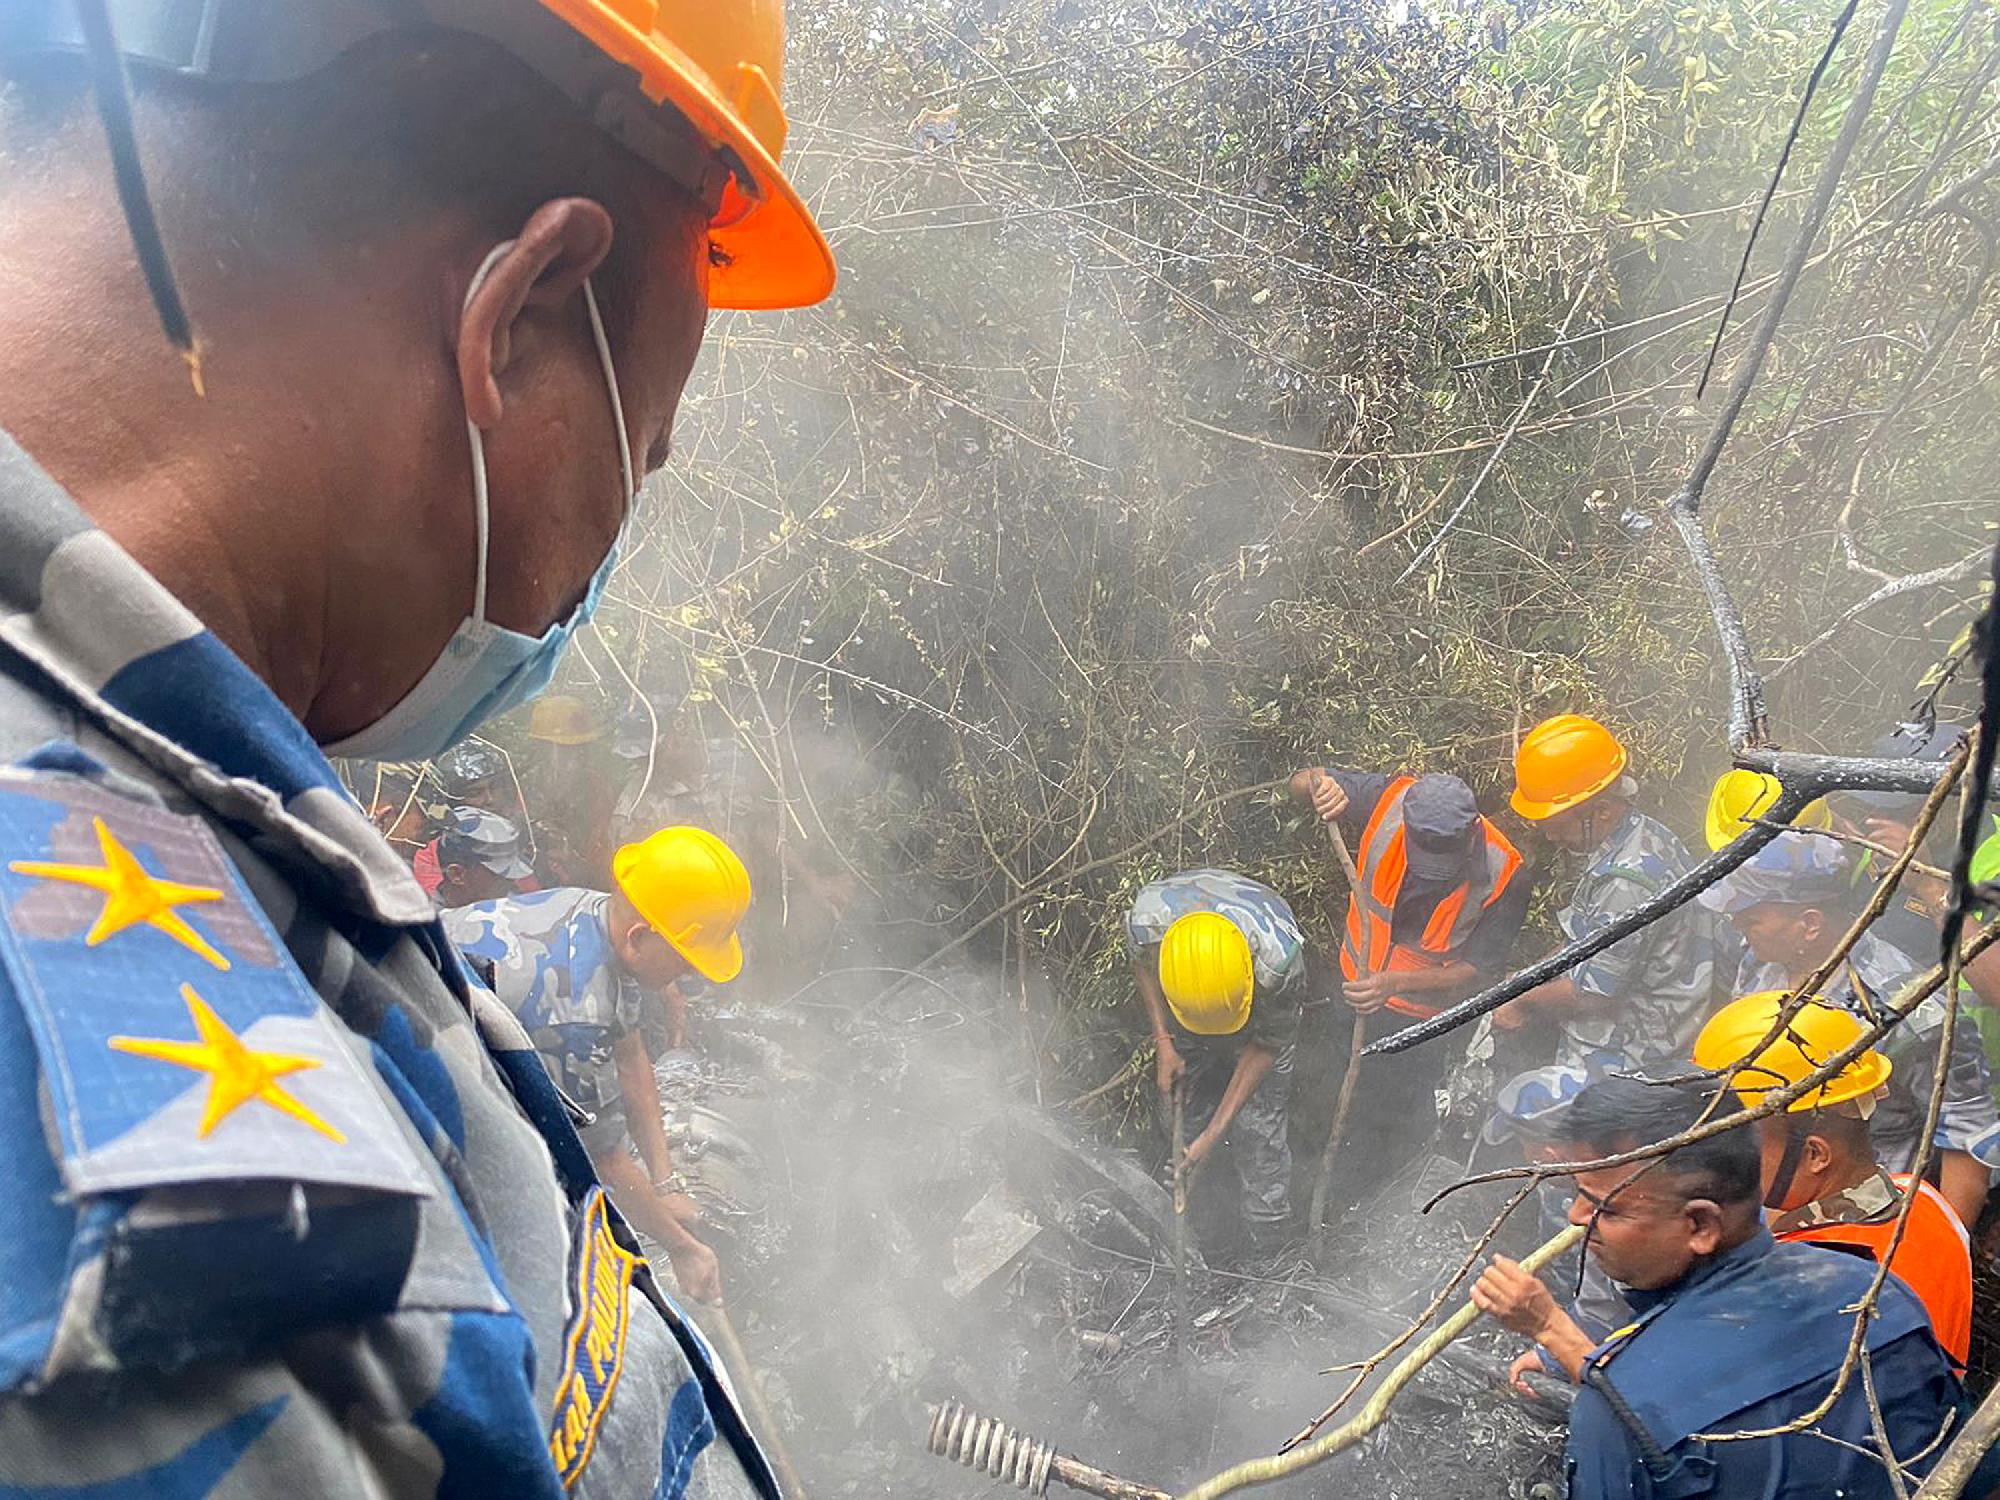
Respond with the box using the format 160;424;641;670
327;242;636;763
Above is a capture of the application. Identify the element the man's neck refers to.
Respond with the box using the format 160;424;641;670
0;259;331;714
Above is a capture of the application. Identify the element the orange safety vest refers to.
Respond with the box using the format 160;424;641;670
1337;775;1523;1019
1777;1175;1972;1366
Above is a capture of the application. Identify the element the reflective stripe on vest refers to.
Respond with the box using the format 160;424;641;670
1338;776;1523;1019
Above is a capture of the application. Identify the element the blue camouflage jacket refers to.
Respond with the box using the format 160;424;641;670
0;428;778;1498
1556;812;1718;1072
444;889;644;1151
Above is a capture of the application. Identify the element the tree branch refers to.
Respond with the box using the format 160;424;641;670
1666;0;1912;751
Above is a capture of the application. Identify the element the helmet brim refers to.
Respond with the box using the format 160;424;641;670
1509;751;1628;822
667;928;744;984
620;38;835;310
708;159;836;311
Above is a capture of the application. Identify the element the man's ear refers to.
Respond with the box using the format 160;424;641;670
1802;1133;1835;1177
615;919;652;967
456;198;617;430
1685;1198;1726;1257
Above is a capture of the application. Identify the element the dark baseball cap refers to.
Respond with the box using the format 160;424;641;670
1404;774;1481;878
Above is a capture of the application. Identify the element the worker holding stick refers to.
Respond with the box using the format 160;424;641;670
1128;870;1307;1258
1473;1075;1978;1499
1289;765;1530;1212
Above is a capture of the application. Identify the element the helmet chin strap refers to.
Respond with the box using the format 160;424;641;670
1766;1116;1811;1209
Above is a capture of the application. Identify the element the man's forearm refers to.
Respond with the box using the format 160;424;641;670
1515;975;1612;1018
1391;960;1480;997
1135;962;1175;1042
1536;1309;1597;1383
1203;1042;1276;1143
616;1031;676;1184
1938;1149;1990;1229
594;1148;700;1250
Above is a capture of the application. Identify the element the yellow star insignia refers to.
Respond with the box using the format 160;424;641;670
111;984;346;1144
11;815;230;970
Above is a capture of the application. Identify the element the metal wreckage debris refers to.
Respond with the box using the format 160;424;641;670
648;969;1569;1497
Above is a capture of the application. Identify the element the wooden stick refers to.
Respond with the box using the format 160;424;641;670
1177;1224;1586;1500
1308;818;1368;1244
699;1302;811;1499
1170;1079;1191;1375
1052;1454;1175;1500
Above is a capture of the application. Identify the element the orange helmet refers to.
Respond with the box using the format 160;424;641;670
1511;714;1628;821
4;0;834;311
539;0;834;309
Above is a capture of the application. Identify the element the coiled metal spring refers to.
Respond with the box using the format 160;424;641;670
926;1400;1057;1495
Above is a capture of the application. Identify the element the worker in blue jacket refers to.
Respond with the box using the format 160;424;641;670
1474;1073;1978;1499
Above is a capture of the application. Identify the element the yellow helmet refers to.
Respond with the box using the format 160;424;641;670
1704;769;1832;852
1692;990;1891;1112
612;826;751;982
528;694;607;746
1510;714;1628;821
1157;912;1254;1036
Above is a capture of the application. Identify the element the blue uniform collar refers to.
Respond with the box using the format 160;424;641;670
0;428;433;926
1589;1228;1932;1455
1581;808;1647;873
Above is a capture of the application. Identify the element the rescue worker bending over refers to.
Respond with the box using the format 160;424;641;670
1289;764;1529;1200
0;0;829;1491
1695;992;1973;1364
1494;715;1716;1073
1700;832;1999;1226
1473;1076;1972;1499
1128;869;1306;1254
446;826;748;1306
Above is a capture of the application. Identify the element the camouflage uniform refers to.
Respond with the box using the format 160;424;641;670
1126;870;1305;1238
0;429;774;1496
1767;1169;1904;1237
1552;811;1718;1073
443;889;643;1156
1492;813;1716;1340
1740;932;2000;1174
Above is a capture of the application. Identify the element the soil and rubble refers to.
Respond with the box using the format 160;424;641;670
653;967;1568;1498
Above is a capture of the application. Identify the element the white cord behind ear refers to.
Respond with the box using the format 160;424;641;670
460;240;517;622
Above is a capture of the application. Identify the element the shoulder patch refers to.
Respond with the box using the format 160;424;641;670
550;1187;641;1486
0;769;432;1200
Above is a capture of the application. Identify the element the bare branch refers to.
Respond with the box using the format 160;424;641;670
1766;549;1989;680
1695;0;1863;398
1176;1224;1587;1500
1667;0;1913;751
1395;279;1596;583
